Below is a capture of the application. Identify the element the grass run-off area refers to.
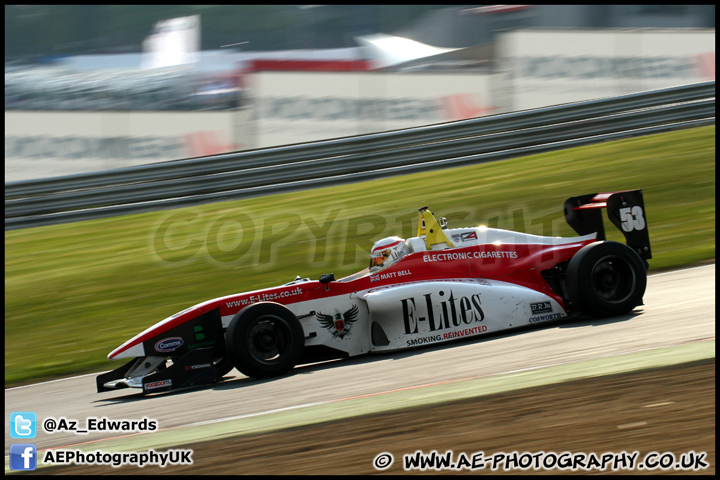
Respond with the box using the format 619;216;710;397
4;125;715;386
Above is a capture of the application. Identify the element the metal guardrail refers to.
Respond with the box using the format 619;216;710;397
5;81;715;230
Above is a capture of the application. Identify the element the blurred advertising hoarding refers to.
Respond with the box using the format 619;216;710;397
5;72;501;181
5;29;714;182
4;111;243;182
251;72;503;148
499;29;715;111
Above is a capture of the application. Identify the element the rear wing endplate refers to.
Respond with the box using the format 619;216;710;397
564;189;651;260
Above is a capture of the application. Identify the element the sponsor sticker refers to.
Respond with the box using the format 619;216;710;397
530;302;553;314
145;379;172;391
529;313;563;323
316;304;360;339
154;337;184;352
185;363;212;371
423;251;518;262
452;231;479;242
401;290;485;335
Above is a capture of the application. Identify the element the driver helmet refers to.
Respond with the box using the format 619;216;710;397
369;236;408;272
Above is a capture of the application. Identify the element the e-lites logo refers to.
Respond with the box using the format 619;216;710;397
10;411;37;439
10;444;37;471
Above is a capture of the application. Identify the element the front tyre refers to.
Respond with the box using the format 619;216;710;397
225;302;304;379
566;241;647;318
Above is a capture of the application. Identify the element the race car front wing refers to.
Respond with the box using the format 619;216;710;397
96;347;232;394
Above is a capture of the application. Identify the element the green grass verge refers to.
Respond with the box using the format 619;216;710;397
4;126;715;386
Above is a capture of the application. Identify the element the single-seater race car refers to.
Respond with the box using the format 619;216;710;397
97;190;651;394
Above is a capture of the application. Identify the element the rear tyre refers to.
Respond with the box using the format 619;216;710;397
566;241;646;318
225;302;304;379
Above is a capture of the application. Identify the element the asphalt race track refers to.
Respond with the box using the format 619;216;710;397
4;264;715;460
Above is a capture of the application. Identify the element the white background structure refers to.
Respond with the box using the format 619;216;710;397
5;29;715;182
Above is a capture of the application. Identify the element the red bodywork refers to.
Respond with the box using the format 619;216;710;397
109;237;593;360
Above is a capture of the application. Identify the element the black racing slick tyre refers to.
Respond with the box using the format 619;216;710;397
225;302;304;379
566;241;647;318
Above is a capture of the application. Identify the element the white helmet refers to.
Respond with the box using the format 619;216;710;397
369;236;408;272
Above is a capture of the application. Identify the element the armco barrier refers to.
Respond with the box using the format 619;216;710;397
5;81;715;230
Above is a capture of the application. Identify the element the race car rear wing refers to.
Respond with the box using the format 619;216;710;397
564;189;651;261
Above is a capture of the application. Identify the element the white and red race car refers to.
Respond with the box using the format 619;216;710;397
97;190;651;394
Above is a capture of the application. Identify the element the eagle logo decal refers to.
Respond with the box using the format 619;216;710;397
316;304;359;339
